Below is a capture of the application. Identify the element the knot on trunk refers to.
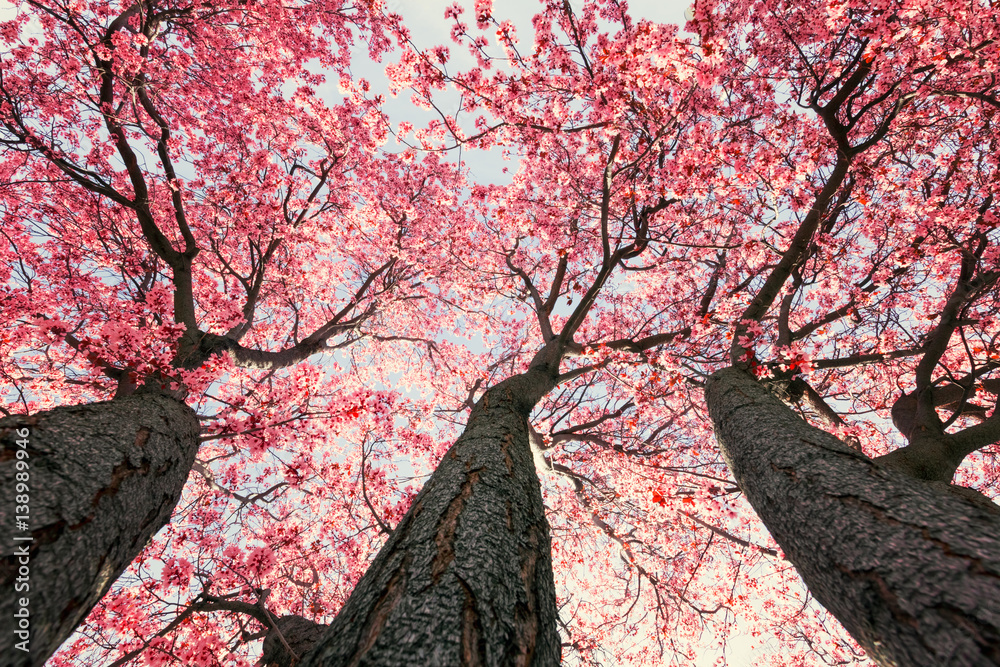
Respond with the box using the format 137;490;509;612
257;615;328;667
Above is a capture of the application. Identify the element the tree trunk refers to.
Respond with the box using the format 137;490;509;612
0;392;200;666
258;615;329;667
705;367;1000;667
300;369;561;667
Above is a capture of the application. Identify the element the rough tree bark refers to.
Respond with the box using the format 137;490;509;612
0;392;200;666
706;367;1000;667
300;368;561;667
258;615;329;667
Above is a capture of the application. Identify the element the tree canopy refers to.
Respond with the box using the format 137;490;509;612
2;0;999;665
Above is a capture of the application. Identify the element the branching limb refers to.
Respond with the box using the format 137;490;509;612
731;157;851;365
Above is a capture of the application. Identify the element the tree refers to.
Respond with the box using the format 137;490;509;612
298;3;736;662
0;1;461;663
696;0;1000;663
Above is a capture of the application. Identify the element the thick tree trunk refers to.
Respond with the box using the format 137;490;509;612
706;367;1000;667
300;369;561;667
0;392;200;666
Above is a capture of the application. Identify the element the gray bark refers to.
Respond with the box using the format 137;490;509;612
0;392;200;666
706;367;1000;666
300;369;561;667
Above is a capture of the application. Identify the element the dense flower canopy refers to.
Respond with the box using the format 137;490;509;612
1;0;999;665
